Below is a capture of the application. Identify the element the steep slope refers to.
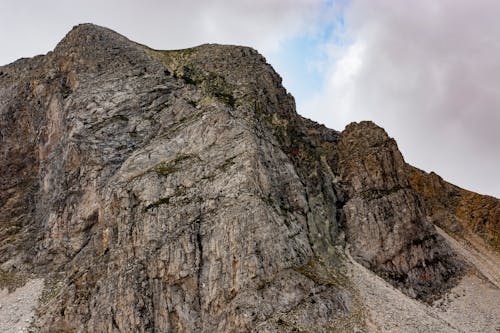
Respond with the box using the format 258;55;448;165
0;24;498;333
409;167;500;253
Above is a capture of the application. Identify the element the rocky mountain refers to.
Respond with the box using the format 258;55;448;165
0;24;498;333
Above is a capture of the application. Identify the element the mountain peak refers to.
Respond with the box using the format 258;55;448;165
56;23;128;48
0;24;498;333
50;23;160;75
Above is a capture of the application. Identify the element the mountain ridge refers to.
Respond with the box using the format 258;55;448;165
0;23;498;332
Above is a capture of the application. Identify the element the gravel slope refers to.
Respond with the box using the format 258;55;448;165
348;225;500;333
0;278;44;333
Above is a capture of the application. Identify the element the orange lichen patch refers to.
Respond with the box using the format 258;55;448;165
409;167;500;253
408;169;459;205
32;79;40;94
408;169;434;196
101;228;109;255
455;190;500;251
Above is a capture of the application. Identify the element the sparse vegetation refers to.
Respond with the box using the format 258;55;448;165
151;154;192;177
38;276;64;306
0;270;28;292
144;47;237;107
217;156;237;172
293;257;350;289
152;163;178;177
145;197;171;211
144;185;189;211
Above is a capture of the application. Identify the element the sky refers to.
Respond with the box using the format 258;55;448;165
1;0;499;197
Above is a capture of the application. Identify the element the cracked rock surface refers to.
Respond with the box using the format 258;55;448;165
0;24;498;332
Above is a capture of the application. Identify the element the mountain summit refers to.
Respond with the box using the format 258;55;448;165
1;23;498;332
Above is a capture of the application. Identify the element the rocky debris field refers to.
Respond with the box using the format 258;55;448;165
0;278;44;333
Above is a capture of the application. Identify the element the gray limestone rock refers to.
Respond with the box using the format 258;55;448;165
337;122;462;299
0;24;496;332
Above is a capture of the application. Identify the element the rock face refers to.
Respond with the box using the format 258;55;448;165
337;122;462;299
0;24;498;332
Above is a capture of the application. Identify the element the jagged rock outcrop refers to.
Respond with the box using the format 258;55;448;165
337;122;462;299
0;24;498;332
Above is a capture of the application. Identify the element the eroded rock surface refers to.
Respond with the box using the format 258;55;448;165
337;122;462;300
0;24;498;332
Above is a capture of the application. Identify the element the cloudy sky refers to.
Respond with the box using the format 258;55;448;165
1;0;499;197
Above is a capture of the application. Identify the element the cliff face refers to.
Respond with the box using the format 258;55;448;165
0;24;498;332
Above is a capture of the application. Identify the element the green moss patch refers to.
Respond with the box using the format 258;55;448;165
144;185;189;212
151;154;192;177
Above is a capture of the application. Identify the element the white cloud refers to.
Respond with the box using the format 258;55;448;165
301;0;500;197
0;0;325;65
306;39;366;125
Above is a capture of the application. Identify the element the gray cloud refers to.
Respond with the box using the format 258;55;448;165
302;0;500;197
0;0;323;65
